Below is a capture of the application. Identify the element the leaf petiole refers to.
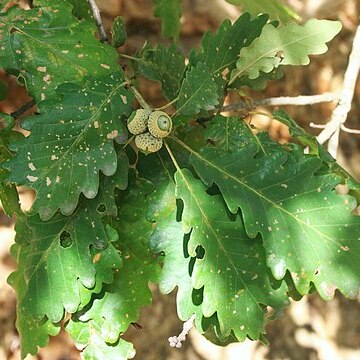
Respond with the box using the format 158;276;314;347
129;86;152;111
164;140;181;172
155;97;179;111
119;53;142;62
122;135;135;149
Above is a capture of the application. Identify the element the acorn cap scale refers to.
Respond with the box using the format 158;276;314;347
135;132;163;153
127;109;149;135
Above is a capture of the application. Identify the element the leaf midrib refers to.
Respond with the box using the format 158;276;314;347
33;81;126;183
0;19;89;76
171;137;340;245
176;169;261;308
196;150;336;241
177;64;216;114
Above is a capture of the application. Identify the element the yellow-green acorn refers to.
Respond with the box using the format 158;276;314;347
148;111;172;138
127;109;149;135
135;132;163;153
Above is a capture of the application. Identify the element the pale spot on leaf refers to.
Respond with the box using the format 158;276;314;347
27;175;38;182
120;95;127;104
37;66;47;72
28;163;36;171
43;74;51;84
93;253;102;263
107;130;118;139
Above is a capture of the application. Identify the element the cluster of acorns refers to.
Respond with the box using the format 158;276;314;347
127;109;172;153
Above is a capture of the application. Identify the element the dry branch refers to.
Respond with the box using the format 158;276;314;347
168;314;196;348
221;92;339;112
88;0;108;42
316;24;360;158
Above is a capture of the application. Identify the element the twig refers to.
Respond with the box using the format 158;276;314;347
341;124;360;134
316;25;360;158
130;86;152;111
309;123;327;129
119;53;141;62
168;314;196;348
221;92;339;112
88;0;108;42
10;99;36;119
155;97;178;111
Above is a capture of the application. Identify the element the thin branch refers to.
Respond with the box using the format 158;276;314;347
119;53;141;62
121;135;135;148
221;92;339;112
155;97;178;111
130;86;152;111
309;123;327;129
168;314;196;348
341;124;360;134
164;141;181;171
88;0;108;42
10;99;36;119
316;24;360;157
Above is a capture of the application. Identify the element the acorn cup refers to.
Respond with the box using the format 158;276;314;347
129;109;172;154
127;109;150;135
148;111;172;139
135;132;163;154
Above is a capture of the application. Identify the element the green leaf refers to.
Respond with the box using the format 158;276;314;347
190;14;268;75
143;153;202;321
140;152;236;341
77;175;160;343
232;67;284;91
0;113;21;216
153;0;182;41
230;19;342;84
175;168;289;340
226;0;299;23
67;320;135;360
4;75;133;220
112;17;127;48
186;121;360;299
68;0;93;20
8;151;128;322
176;62;219;115
137;44;186;101
142;144;289;343
11;210;121;323
77;224;124;310
189;13;268;96
272;109;320;153
8;238;60;359
204;114;260;152
91;150;130;218
0;180;19;216
0;2;121;100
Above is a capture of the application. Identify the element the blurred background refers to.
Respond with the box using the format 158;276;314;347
1;0;360;359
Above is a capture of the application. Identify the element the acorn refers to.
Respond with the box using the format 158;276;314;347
148;111;172;139
127;109;150;135
135;132;163;153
